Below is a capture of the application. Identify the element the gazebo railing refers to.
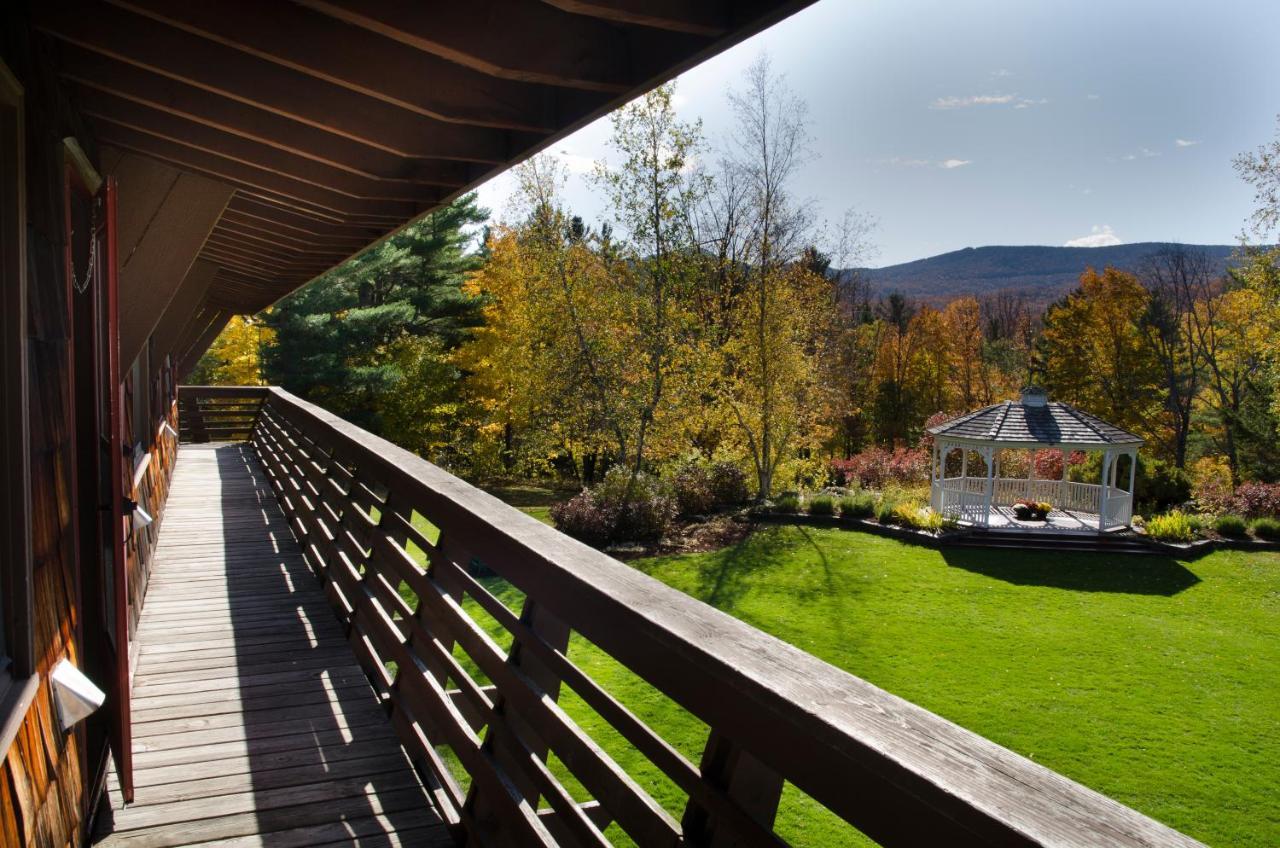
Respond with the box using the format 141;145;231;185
937;478;1130;528
1104;491;1134;527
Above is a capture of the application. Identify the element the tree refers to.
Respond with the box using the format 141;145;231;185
1138;246;1210;467
263;195;487;433
1037;267;1163;442
943;296;990;409
716;55;829;498
592;83;708;476
1235;114;1280;242
188;315;273;385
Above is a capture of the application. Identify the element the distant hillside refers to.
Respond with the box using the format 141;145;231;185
845;243;1239;304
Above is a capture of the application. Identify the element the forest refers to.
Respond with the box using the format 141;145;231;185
192;59;1280;543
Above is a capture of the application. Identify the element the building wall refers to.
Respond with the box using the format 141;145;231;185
1;18;91;845
0;10;181;845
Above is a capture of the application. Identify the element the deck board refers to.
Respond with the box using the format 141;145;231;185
101;443;450;848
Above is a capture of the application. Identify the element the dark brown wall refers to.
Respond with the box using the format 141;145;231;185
1;11;91;844
0;9;180;845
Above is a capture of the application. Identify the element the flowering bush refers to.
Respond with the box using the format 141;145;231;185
830;447;930;490
1012;499;1051;521
1231;481;1280;519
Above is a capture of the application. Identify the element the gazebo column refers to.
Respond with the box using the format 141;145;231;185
1126;449;1137;524
1059;449;1068;510
1098;450;1112;531
930;441;941;510
1027;449;1035;501
982;446;995;527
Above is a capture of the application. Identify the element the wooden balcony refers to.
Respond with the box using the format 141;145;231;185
103;384;1205;847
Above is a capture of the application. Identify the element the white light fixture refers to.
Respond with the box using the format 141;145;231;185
133;504;154;530
50;659;106;731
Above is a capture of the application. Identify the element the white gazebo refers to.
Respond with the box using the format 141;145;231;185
927;387;1142;532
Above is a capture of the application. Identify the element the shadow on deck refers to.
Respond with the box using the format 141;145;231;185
98;444;449;847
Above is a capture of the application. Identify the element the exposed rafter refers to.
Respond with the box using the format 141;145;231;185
543;0;730;35
108;0;594;132
35;0;815;322
294;0;708;93
34;3;534;160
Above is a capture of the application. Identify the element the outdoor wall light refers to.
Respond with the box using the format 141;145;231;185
49;659;106;732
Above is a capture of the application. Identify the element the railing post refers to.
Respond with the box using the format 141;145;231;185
682;730;784;846
464;595;574;841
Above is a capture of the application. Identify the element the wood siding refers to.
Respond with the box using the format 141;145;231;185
1;14;92;844
0;8;183;844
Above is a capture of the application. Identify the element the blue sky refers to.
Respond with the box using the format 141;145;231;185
474;0;1280;267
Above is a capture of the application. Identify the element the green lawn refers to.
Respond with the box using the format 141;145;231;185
407;519;1280;846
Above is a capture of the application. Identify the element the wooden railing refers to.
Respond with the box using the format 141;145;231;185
177;385;1201;848
177;385;267;442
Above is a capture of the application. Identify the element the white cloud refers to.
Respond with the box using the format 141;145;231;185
1013;97;1049;109
1175;138;1201;148
881;157;972;169
557;149;596;174
1086;93;1101;100
991;68;1013;77
930;93;1015;109
1120;146;1160;161
1064;225;1122;248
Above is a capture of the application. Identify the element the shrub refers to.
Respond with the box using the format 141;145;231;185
1189;456;1234;514
708;461;750;505
550;491;614;546
1214;514;1249;537
1251;517;1280;540
670;463;715;517
1231;481;1280;519
1145;510;1195;543
807;494;836;516
839;491;877;519
1135;457;1191;514
875;494;901;524
552;467;676;544
772;493;801;514
830;447;930;490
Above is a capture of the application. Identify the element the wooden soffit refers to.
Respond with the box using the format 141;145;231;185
32;0;816;315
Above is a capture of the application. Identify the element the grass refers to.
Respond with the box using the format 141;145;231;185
403;511;1279;847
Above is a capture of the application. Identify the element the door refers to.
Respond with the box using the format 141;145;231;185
67;167;132;803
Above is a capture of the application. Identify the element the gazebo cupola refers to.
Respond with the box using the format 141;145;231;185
926;387;1143;532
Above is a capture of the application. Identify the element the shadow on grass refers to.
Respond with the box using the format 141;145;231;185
940;548;1201;596
482;481;573;508
677;526;808;612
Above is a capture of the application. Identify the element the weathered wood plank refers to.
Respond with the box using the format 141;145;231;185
100;442;440;846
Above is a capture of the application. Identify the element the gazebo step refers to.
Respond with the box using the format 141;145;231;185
947;532;1161;555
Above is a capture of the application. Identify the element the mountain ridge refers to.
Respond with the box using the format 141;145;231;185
843;242;1240;303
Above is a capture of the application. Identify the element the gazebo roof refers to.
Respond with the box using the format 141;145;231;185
927;389;1142;448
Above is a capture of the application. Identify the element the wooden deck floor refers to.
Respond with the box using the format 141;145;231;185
101;443;450;847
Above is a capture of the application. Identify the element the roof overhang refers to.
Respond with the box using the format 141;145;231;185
932;435;1143;451
32;0;817;316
